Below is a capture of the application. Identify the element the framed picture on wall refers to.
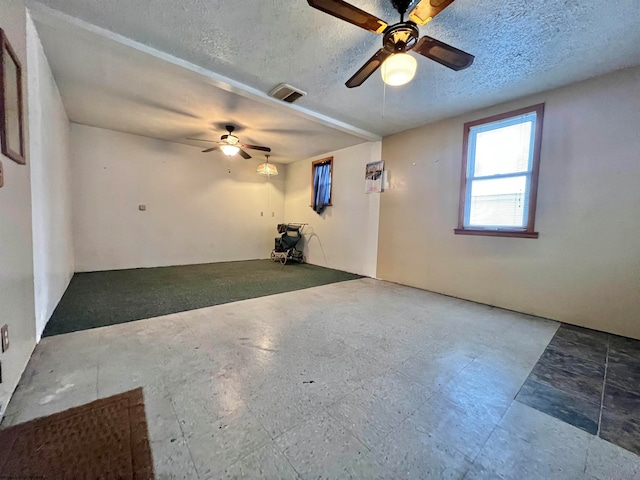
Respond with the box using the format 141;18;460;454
0;28;26;165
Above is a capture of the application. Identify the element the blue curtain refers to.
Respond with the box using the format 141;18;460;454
313;163;331;214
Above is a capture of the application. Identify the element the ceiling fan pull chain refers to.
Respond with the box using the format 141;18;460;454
382;81;387;119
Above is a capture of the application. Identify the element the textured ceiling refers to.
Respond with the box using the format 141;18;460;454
30;6;377;164
29;0;640;140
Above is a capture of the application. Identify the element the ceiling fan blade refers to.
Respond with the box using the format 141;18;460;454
307;0;387;34
408;0;456;26
187;137;219;143
346;49;392;88
413;36;474;70
241;144;271;152
202;147;220;153
238;149;252;160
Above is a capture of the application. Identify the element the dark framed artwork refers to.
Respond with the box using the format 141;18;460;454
0;28;25;165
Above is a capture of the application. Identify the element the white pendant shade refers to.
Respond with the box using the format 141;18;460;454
220;144;240;156
257;162;278;176
381;53;417;86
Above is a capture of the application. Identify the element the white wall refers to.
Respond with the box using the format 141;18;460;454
27;13;73;340
378;66;640;340
71;124;286;271
284;142;382;277
0;0;37;416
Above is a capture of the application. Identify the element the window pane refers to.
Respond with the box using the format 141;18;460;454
467;176;527;227
472;120;533;177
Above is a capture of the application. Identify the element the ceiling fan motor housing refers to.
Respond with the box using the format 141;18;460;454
222;125;240;144
390;0;415;15
383;22;419;53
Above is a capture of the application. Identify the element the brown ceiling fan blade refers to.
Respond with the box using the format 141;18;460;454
202;147;220;153
307;0;387;34
238;149;252;159
408;0;456;25
346;49;392;88
241;144;271;152
413;36;474;70
187;137;219;143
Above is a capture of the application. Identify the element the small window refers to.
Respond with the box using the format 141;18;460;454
455;104;544;239
311;157;332;213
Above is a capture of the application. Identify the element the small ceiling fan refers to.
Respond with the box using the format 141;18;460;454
187;125;271;159
307;0;474;88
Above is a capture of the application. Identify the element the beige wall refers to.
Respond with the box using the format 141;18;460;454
0;0;37;416
378;66;640;339
284;142;382;277
71;124;286;271
27;13;74;340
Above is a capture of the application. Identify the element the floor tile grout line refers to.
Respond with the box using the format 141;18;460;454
260;414;305;480
582;435;593;476
596;335;610;437
406;394;480;467
219;365;319;478
466;397;519;465
222;400;303;479
168;396;201;479
271;441;304;480
319;369;442;465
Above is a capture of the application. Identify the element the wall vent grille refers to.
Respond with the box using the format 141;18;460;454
269;84;307;104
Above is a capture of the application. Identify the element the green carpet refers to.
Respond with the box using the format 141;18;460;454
44;260;361;337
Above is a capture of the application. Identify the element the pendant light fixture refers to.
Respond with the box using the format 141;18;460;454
257;154;278;176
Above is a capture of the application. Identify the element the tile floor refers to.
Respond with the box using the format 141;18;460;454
2;278;640;479
518;324;640;455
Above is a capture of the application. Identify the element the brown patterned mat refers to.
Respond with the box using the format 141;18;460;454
0;388;154;479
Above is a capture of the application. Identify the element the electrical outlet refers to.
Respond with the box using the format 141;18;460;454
260;212;263;217
272;212;275;217
1;324;8;352
138;205;146;211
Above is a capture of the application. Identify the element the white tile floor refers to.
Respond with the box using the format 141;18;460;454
3;278;640;479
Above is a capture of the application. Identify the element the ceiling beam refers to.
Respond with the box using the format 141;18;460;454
26;1;381;142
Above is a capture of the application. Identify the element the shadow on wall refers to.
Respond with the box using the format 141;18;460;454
302;226;328;266
118;134;286;186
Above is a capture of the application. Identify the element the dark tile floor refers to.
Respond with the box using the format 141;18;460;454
517;324;640;455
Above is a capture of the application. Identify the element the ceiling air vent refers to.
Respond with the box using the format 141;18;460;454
269;83;307;104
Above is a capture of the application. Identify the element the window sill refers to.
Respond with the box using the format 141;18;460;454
454;228;539;239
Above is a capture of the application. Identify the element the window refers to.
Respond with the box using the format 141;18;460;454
311;157;332;213
455;104;544;239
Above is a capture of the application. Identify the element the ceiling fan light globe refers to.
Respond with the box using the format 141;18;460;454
220;144;240;156
381;53;417;86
